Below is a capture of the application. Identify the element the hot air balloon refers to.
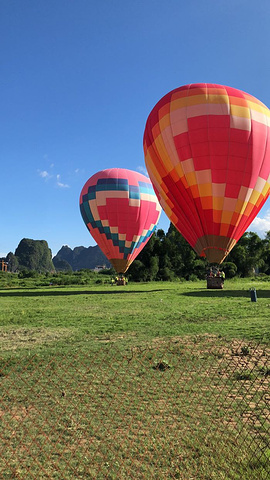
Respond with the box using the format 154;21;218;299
144;83;270;264
79;168;162;274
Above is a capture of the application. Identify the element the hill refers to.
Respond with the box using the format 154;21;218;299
3;238;55;273
53;245;111;271
13;238;55;272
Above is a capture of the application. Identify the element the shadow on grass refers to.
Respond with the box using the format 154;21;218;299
0;288;164;297
182;289;270;299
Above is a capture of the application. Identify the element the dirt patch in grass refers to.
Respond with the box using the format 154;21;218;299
0;327;73;351
95;332;139;343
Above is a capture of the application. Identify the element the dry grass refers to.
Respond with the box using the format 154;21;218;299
0;327;73;351
0;335;269;479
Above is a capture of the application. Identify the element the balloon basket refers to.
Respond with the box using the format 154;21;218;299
207;276;224;289
116;278;126;286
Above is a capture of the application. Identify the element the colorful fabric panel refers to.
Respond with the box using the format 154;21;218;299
144;83;270;263
80;168;161;273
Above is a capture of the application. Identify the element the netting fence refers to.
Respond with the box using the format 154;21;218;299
0;335;269;479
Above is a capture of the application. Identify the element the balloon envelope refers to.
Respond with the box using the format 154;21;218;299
79;168;162;273
144;83;270;263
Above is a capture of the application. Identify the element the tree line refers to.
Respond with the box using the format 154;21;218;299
127;224;270;281
2;227;270;282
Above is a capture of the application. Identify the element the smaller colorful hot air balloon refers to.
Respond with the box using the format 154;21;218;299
79;168;162;273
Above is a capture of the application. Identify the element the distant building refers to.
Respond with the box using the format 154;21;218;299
0;259;8;272
93;264;107;272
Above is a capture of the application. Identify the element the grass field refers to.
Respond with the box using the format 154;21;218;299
0;279;269;479
0;279;269;350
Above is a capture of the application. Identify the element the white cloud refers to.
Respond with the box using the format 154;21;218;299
38;169;70;187
56;174;69;188
39;170;50;178
57;181;70;188
137;165;149;177
247;209;270;237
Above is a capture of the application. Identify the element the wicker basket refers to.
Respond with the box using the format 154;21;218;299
207;276;224;289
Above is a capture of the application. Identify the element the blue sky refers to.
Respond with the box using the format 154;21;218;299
1;0;270;257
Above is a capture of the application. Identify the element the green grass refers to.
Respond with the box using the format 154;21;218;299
0;279;269;479
0;279;269;351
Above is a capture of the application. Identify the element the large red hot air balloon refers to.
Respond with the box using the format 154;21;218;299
144;83;270;263
79;168;161;273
